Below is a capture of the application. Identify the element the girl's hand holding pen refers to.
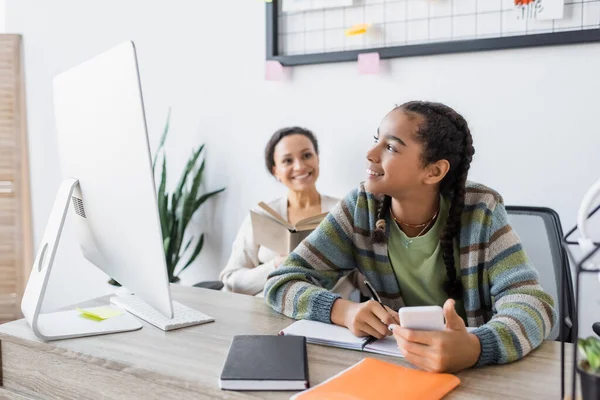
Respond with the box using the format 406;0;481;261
331;298;400;339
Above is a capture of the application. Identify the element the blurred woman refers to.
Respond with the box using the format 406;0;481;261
220;127;340;296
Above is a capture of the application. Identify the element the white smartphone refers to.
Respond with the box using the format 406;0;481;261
398;305;445;331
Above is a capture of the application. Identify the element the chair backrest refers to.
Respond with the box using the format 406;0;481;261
506;206;574;343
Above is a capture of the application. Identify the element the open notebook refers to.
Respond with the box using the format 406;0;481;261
279;320;403;357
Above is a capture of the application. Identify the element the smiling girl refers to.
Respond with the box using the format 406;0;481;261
265;102;556;372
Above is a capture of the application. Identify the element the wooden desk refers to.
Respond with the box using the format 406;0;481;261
0;285;572;399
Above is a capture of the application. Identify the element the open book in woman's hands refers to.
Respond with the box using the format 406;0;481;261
250;202;329;255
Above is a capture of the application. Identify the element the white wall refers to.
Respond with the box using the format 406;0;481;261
0;0;5;33
6;0;599;334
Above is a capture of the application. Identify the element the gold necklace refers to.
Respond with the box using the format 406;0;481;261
390;208;439;248
391;207;439;228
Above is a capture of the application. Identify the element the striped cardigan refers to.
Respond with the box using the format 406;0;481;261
265;182;557;366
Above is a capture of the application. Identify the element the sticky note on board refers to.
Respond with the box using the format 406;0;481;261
77;306;124;321
265;60;285;81
345;23;371;36
264;0;273;2
358;52;380;75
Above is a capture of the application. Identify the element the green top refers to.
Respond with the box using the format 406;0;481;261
388;195;468;323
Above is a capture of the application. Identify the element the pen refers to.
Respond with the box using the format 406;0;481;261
364;280;397;330
363;280;387;313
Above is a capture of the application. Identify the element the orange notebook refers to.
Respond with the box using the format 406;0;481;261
291;358;460;400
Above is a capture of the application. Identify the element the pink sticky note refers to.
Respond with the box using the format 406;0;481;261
358;52;380;75
265;60;284;81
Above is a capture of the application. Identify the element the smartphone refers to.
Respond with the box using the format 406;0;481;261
398;305;445;331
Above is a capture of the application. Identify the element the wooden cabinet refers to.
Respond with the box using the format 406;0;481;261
0;34;32;324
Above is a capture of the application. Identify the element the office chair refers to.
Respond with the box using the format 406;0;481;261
506;206;575;343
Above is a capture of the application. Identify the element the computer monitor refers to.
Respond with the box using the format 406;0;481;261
21;41;176;340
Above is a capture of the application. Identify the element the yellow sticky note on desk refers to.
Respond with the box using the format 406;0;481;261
345;23;371;36
77;306;123;321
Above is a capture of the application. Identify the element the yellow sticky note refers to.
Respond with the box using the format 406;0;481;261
76;306;123;321
345;23;371;36
264;0;273;2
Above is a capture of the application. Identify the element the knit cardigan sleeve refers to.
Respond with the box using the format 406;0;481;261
264;189;359;322
472;202;557;366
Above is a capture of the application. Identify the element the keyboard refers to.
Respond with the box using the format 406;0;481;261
109;295;215;331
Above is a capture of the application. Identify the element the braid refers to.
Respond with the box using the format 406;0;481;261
440;131;474;299
372;195;391;244
398;101;475;299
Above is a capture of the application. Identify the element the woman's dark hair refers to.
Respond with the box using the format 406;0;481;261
372;101;475;299
264;127;319;175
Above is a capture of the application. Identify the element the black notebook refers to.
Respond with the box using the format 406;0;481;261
219;335;309;391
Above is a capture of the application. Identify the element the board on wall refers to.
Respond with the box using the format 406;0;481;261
266;0;600;65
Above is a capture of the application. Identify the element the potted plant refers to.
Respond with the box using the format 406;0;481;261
109;110;225;285
578;335;600;400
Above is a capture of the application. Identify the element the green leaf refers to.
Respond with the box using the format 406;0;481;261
163;237;171;256
164;193;172;233
167;193;180;269
177;234;204;276
173;189;191;267
152;108;171;171
178;159;206;248
590;337;600;354
588;338;600;372
194;187;226;210
589;350;600;371
579;337;600;372
579;338;589;360
157;156;168;238
166;218;179;278
173;145;205;212
183;237;193;253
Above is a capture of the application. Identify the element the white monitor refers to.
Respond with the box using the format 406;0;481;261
21;42;176;340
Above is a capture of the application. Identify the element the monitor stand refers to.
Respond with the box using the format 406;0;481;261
21;178;142;341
